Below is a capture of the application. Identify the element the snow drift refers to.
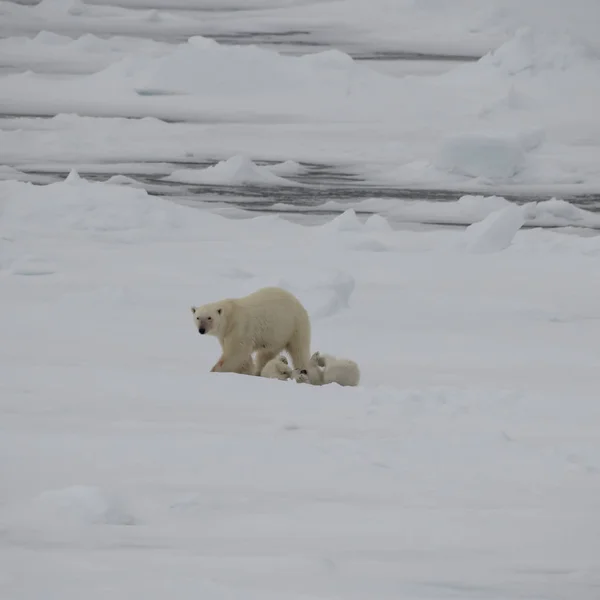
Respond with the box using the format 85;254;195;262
315;194;600;229
92;36;399;105
163;155;302;187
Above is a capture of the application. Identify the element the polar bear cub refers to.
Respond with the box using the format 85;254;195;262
290;352;324;385
290;368;310;384
315;351;360;386
292;351;360;387
191;286;311;375
260;355;292;380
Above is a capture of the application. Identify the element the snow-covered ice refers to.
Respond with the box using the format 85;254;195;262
163;155;303;187
2;176;600;599
434;133;527;182
462;204;526;253
309;194;600;229
2;2;600;598
1;7;600;193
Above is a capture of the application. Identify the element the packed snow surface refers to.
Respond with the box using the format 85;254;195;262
1;176;600;599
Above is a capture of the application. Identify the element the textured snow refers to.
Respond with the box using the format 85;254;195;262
1;178;600;599
1;2;600;598
1;16;600;191
315;195;600;229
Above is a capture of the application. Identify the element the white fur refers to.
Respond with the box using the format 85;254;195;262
191;286;311;375
260;355;291;380
291;352;324;385
313;351;360;387
238;355;256;376
290;368;309;384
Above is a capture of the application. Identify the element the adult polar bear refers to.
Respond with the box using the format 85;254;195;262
191;286;311;375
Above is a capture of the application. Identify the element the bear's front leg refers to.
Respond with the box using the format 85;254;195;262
210;356;225;372
211;342;253;374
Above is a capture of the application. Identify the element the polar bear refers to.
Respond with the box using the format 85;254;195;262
292;351;360;387
260;355;292;380
238;355;256;376
315;351;360;387
191;286;311;375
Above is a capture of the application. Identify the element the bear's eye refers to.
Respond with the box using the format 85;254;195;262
207;316;212;321
217;308;222;315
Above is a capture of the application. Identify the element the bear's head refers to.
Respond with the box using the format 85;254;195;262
190;301;227;337
310;351;325;368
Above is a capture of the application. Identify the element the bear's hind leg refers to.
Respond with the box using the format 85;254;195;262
239;354;257;376
286;332;310;371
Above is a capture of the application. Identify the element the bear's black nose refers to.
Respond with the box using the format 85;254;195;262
198;327;206;335
300;369;307;375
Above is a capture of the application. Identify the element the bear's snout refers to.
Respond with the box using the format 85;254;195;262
198;327;206;335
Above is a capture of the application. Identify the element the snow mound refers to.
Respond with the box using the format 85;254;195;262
31;485;135;526
322;195;512;226
321;209;363;232
105;174;145;188
453;194;513;217
164;155;301;187
0;166;30;182
479;27;596;77
435;133;526;181
364;213;393;232
300;48;356;69
32;31;73;46
0;172;210;239
92;36;397;102
463;205;525;253
317;194;600;230
523;198;600;228
267;160;308;177
35;0;87;17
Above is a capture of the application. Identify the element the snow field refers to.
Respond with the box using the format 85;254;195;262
1;176;600;598
1;16;600;192
1;1;600;597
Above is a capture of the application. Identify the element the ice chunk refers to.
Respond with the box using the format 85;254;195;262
463;204;525;253
164;155;301;187
321;209;363;232
435;133;526;181
480;27;595;76
266;160;307;177
364;213;393;232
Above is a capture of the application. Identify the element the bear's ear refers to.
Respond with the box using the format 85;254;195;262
217;308;222;315
190;306;196;314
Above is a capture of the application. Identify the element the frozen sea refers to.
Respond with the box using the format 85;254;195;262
1;2;600;599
